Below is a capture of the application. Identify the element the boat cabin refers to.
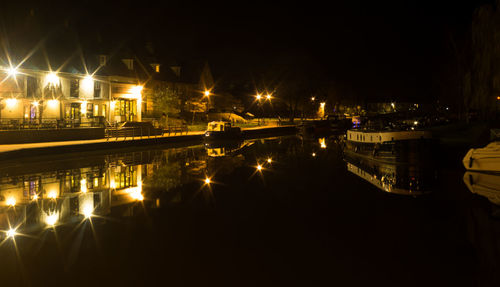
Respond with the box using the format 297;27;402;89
207;121;233;132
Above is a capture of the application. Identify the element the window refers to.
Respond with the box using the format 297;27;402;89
70;79;79;98
99;55;107;66
27;76;38;98
122;59;133;70
151;63;160;73
94;81;101;98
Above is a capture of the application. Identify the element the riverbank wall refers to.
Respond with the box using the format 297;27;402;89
0;125;297;161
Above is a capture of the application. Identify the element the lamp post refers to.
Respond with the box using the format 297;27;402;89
204;90;210;122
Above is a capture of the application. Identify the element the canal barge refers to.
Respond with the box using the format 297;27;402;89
344;128;433;163
463;141;500;172
204;121;242;141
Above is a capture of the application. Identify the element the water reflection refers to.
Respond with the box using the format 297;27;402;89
464;171;500;207
344;154;436;196
0;139;273;240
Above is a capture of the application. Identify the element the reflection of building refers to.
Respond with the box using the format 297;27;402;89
0;152;157;236
345;155;434;196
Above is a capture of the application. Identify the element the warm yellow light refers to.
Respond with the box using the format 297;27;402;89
6;197;16;206
413;121;418;125
204;90;210;97
266;94;272;100
82;204;93;219
131;85;143;95
131;192;144;201
312;152;316;157
80;178;87;193
45;213;58;226
110;101;116;110
319;138;326;149
311;97;315;101
205;177;211;184
82;75;93;91
6;98;17;108
257;164;262;171
110;177;116;189
32;101;39;107
47;99;59;109
256;94;262;100
320;102;325;108
6;67;18;76
48;190;57;199
6;228;16;238
33;194;38;200
267;158;272;163
81;101;87;115
45;72;59;86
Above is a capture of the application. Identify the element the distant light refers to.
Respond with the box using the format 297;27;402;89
6;197;16;206
32;194;39;200
32;101;39;107
267;158;272;163
48;190;57;199
81;101;87;115
47;99;59;109
391;102;395;108
130;85;143;96
319;138;327;149
6;228;16;238
204;90;210;97
110;101;117;110
311;97;315;101
320;102;325;108
80;178;87;193
312;152;316;157
82;75;93;91
45;213;58;226
6;98;17;108
204;177;211;184
266;94;272;100
413;121;418;126
256;94;262;100
45;72;59;86
130;189;144;201
82;204;93;219
6;67;18;76
257;164;262;171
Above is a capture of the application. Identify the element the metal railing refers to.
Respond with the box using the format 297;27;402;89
105;124;189;141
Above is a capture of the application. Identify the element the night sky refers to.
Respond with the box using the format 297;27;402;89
0;0;490;102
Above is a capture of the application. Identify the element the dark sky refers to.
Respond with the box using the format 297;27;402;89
0;0;490;102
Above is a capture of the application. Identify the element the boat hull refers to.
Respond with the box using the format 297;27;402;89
462;142;500;172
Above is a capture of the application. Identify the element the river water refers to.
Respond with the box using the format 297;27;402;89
0;135;498;286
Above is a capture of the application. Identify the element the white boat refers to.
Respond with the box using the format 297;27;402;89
463;171;500;205
462;142;500;172
344;129;433;163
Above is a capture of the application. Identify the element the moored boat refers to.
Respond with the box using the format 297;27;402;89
462;142;500;172
204;121;242;141
344;128;433;163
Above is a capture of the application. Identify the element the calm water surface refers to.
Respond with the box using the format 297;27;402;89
0;135;498;286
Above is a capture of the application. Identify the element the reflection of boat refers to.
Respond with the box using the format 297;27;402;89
344;128;433;163
204;121;242;141
463;171;500;205
344;154;435;196
462;142;500;172
205;140;253;157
